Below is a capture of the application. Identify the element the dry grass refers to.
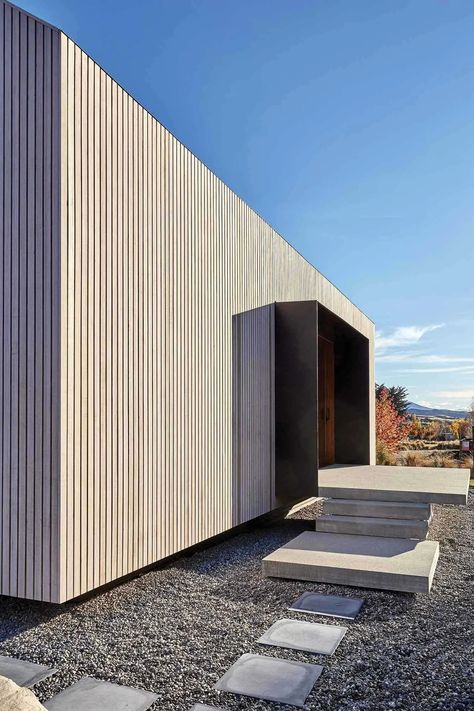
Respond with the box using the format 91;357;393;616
378;444;472;471
403;439;459;451
396;451;470;469
400;451;428;467
376;444;397;466
430;453;458;468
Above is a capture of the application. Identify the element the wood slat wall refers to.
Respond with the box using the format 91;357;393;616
1;0;374;603
0;0;61;602
59;31;374;601
232;305;275;526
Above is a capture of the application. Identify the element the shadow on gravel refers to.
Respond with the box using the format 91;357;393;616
0;596;74;643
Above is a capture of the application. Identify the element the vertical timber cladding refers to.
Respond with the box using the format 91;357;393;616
0;1;61;602
59;36;278;601
232;305;275;526
58;31;374;601
0;0;373;602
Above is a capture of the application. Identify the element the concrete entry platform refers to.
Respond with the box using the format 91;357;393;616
262;531;440;593
319;465;470;505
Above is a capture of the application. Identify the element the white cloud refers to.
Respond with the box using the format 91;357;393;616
434;390;474;400
397;365;474;374
377;353;474;364
417;400;436;407
375;324;444;355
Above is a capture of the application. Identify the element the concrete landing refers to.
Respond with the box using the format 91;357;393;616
262;531;440;593
319;465;469;505
316;514;429;539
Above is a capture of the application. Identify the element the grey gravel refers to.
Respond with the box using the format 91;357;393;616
0;494;473;711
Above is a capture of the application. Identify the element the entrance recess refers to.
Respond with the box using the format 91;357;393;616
318;335;335;467
273;300;371;502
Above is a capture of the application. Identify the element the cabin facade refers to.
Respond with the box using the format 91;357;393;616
0;0;375;602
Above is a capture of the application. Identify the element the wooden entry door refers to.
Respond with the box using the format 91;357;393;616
318;335;335;467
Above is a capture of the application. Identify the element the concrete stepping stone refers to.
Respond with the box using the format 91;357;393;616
214;652;323;707
258;618;347;655
289;591;364;619
43;677;157;711
0;656;57;688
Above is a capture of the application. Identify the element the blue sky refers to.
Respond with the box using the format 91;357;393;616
23;0;474;410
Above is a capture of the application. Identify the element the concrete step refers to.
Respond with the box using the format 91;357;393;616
262;531;440;594
315;514;429;539
322;498;432;521
318;465;470;505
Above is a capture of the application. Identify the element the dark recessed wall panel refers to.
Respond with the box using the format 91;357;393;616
334;327;370;465
275;301;318;500
318;305;370;465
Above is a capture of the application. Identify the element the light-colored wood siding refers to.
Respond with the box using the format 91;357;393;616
59;33;374;602
0;0;61;602
232;305;275;526
0;0;374;603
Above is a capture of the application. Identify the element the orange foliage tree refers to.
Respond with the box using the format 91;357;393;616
376;387;410;453
451;418;472;439
408;415;423;439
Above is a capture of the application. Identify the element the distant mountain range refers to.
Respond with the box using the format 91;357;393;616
406;402;469;420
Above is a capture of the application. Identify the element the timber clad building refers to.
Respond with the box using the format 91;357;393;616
0;0;375;603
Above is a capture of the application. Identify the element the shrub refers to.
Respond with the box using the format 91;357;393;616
430;453;457;468
402;451;426;467
376;387;411;453
459;454;473;469
376;443;397;465
451;418;472;440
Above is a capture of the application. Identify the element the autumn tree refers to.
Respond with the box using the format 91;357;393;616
375;383;409;416
450;419;461;439
376;387;410;454
408;415;423;439
452;418;472;439
424;419;443;441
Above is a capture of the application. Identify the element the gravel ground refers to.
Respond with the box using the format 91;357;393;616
0;494;473;711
